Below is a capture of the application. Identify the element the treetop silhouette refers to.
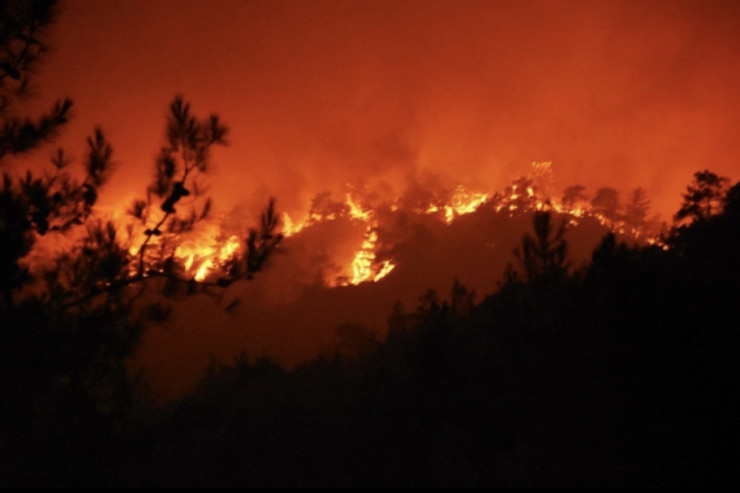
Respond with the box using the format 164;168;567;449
514;211;570;285
674;169;730;224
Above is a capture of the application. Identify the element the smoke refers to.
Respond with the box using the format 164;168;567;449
130;199;619;398
15;0;740;397
16;0;736;221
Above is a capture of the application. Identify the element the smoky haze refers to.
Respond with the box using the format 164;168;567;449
22;0;740;221
14;0;740;396
133;206;617;398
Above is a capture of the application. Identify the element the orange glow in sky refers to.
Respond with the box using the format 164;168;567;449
13;0;740;396
15;0;740;225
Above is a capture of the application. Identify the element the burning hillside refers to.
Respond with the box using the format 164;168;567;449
4;1;740;486
98;159;664;397
6;93;667;399
108;161;660;292
12;127;662;399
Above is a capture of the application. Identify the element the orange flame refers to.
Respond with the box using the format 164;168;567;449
173;233;241;281
282;212;309;237
122;162;658;287
342;194;395;285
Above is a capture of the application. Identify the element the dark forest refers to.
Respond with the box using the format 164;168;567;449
1;1;739;487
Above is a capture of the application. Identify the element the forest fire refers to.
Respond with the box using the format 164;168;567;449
5;1;739;487
174;233;241;282
281;192;395;286
119;161;660;286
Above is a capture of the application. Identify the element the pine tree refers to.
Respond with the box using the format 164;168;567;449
515;211;570;285
590;187;621;222
1;1;68;152
0;2;283;448
674;169;730;224
0;0;115;315
246;197;283;277
624;187;650;228
129;95;228;277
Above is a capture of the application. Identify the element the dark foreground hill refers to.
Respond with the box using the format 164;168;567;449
4;176;739;487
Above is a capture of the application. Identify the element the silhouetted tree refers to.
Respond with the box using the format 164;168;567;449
129;96;227;276
416;288;445;325
515;211;569;284
387;300;409;335
624;187;650;228
246;197;283;277
587;232;630;284
0;0;86;314
450;278;475;319
0;1;138;436
1;124;114;313
723;182;740;219
674;169;730;224
590;187;621;222
1;6;282;482
0;0;70;160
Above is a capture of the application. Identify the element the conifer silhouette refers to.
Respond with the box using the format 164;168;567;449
674;169;730;224
515;211;570;285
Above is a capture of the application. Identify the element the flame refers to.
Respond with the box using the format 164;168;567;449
272;164;657;287
443;186;489;224
120;162;658;288
374;260;395;281
282;212;309;237
172;232;241;281
346;193;371;221
280;194;397;286
342;194;395;285
342;226;395;286
344;194;396;284
349;228;379;285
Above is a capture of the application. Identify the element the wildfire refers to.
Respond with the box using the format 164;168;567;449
346;193;372;221
174;234;241;281
282;212;309;237
342;226;395;286
126;222;242;282
343;196;395;285
444;186;489;224
279;193;398;286
121;162;658;288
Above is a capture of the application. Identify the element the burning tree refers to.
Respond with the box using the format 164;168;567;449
561;184;588;213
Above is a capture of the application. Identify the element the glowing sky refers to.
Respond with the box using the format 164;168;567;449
14;0;740;396
18;0;740;222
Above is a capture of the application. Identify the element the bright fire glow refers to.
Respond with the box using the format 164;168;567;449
346;193;372;221
344;227;395;286
443;186;489;224
124;162;658;287
173;233;241;281
282;212;309;238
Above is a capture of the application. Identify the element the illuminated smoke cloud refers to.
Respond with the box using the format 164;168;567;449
16;0;740;397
